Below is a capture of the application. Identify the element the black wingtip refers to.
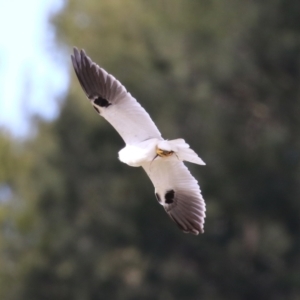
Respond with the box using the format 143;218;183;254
71;47;88;67
71;47;79;62
71;47;80;71
166;198;205;235
72;46;81;56
71;47;94;97
168;211;202;235
70;47;114;107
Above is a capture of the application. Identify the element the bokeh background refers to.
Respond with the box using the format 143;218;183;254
1;0;300;299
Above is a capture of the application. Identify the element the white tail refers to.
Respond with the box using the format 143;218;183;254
157;139;205;165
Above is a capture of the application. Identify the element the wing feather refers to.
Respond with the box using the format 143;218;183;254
142;160;206;235
71;47;162;144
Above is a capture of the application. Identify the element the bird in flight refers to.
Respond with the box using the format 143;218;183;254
71;48;206;235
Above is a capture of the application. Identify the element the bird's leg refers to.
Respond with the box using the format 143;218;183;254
156;148;174;158
150;148;176;171
150;154;158;172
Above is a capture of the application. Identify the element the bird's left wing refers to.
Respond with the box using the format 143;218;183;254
71;47;162;144
142;160;206;235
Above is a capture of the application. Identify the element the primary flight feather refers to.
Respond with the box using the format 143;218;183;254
71;47;206;235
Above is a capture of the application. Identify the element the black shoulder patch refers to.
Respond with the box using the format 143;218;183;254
94;96;111;108
165;190;175;204
155;193;162;203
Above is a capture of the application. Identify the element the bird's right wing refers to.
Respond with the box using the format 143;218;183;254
142;159;206;235
71;48;162;144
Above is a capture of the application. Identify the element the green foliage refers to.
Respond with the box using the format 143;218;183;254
1;0;300;299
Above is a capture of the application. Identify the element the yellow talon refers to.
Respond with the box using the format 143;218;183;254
156;148;174;158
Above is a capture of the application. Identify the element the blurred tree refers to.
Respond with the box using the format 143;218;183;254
1;0;300;299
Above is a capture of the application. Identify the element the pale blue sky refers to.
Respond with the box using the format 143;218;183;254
0;0;68;136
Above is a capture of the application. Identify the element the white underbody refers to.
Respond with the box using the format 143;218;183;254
118;138;160;167
118;138;205;167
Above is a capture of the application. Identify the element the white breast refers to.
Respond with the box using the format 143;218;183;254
118;138;161;167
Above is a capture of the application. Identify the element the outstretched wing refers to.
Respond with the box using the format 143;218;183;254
71;47;162;144
142;160;206;235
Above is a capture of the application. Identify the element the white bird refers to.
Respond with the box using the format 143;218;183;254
71;48;206;235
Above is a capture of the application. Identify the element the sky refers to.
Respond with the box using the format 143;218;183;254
0;0;69;137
